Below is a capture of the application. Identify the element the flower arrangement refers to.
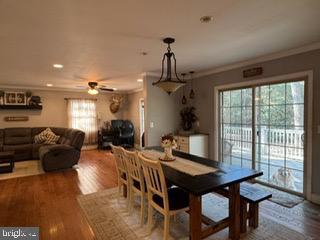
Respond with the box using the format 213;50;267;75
160;135;177;161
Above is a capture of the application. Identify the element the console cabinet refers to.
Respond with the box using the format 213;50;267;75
174;134;209;158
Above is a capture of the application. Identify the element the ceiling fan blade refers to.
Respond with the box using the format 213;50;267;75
75;85;87;89
96;77;111;82
73;75;89;81
99;87;114;92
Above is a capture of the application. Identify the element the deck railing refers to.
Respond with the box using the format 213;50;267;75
223;126;304;160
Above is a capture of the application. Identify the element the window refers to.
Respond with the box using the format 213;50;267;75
67;99;98;145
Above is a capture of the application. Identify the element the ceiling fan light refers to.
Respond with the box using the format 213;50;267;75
88;88;99;95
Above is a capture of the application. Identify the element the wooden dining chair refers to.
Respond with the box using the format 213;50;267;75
124;149;147;225
110;144;130;207
138;152;189;240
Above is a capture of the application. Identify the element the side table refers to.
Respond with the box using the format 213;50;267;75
0;151;15;173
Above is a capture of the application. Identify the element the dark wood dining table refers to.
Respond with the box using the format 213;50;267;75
148;147;263;240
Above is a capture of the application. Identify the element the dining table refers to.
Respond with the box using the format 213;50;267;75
144;146;263;240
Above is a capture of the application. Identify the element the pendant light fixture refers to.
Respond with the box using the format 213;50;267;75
181;73;187;105
152;37;186;94
189;71;195;99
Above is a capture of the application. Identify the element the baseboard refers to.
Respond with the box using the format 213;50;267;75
134;143;142;150
311;194;320;204
82;145;98;150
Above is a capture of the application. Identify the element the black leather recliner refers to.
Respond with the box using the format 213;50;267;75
111;120;134;148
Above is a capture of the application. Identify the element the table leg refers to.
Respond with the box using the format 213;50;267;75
189;194;202;240
229;183;240;240
11;160;14;171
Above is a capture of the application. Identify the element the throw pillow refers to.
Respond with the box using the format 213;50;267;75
34;128;49;144
34;128;60;145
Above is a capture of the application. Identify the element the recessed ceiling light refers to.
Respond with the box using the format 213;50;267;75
200;15;214;23
53;64;63;69
137;79;143;82
46;83;53;87
113;88;118;91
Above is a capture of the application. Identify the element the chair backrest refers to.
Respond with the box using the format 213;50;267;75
124;150;145;189
120;120;134;137
110;144;127;175
138;152;169;210
111;120;123;131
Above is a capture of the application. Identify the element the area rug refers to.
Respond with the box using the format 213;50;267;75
0;160;44;181
254;183;304;208
77;188;312;240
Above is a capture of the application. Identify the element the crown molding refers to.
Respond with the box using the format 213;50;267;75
195;41;320;78
143;42;320;79
0;84;124;94
127;88;143;94
144;72;161;78
0;84;88;93
1;42;319;92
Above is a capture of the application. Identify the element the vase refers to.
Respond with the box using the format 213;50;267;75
164;146;173;160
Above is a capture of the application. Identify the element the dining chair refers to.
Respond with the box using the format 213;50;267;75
124;149;147;225
138;152;189;240
110;144;130;207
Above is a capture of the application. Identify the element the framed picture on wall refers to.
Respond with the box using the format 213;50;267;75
4;92;26;105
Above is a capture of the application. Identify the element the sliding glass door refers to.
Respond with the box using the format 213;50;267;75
218;80;305;194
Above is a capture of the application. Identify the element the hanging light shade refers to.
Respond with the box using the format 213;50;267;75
189;71;195;99
152;37;186;94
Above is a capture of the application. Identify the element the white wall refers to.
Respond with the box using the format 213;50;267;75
144;75;181;146
122;90;143;146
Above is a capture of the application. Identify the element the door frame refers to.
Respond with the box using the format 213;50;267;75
139;98;145;148
213;70;313;200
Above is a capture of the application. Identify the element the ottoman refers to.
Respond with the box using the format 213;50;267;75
0;151;15;173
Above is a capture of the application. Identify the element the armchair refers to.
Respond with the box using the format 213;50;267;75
111;120;134;148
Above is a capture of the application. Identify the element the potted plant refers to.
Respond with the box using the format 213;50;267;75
180;107;198;133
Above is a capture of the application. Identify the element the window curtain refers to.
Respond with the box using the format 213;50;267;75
67;99;98;145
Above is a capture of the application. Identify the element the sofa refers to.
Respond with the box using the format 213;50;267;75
0;127;85;172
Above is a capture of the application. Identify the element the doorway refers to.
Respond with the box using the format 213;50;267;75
139;98;145;148
218;80;306;194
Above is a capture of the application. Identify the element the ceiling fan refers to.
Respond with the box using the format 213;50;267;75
87;81;114;95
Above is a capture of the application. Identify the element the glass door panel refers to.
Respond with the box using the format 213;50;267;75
219;87;253;168
255;81;305;193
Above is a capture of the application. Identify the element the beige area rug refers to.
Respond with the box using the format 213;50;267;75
0;160;44;181
77;188;312;240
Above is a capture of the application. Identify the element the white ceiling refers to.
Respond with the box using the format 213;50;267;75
0;0;320;92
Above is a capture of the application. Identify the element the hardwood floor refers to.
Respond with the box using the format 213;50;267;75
0;150;117;240
0;149;319;239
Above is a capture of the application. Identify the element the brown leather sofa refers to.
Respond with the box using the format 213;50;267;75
0;127;85;172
